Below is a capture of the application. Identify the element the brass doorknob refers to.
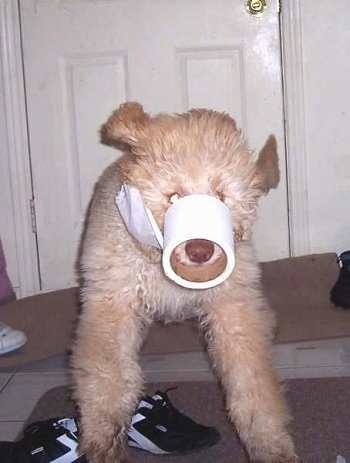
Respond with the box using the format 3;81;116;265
246;0;267;15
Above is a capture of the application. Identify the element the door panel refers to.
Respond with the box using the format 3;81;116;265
19;0;288;291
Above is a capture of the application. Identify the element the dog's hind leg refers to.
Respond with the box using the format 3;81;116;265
71;295;148;463
203;297;300;463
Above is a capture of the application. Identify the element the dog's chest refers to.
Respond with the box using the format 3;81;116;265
137;262;203;321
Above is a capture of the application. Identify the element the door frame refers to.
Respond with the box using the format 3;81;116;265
0;0;309;297
0;0;40;297
280;0;310;257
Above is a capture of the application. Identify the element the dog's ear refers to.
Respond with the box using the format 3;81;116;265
101;102;150;155
256;135;280;194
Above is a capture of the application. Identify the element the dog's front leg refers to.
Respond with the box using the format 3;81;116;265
204;297;299;463
71;296;147;463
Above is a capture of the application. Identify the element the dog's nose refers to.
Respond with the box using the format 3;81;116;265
185;239;214;264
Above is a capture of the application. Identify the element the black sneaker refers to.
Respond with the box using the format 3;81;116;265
127;389;220;455
0;417;85;463
331;250;350;309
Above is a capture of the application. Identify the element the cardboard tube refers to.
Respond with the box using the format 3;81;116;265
162;195;235;289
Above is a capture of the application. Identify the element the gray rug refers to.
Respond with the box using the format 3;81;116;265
25;378;350;463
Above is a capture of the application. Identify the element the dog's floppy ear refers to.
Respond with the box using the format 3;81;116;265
256;135;280;194
101;102;150;155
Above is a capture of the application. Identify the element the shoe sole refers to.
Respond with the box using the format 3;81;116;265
128;426;220;455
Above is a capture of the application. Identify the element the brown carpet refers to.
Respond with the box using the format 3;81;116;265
24;378;350;463
1;253;349;370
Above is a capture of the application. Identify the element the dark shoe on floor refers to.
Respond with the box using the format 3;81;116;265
127;389;220;455
330;250;350;309
0;417;85;463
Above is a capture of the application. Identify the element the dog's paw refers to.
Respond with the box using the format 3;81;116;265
81;443;123;463
80;429;126;463
268;453;301;463
248;442;299;463
284;456;302;463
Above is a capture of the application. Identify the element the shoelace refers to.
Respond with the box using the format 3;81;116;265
25;419;63;436
0;323;11;335
17;418;80;463
23;418;79;447
139;390;202;432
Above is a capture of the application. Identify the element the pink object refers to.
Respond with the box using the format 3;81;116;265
0;238;16;303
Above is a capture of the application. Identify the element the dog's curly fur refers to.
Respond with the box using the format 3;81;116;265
71;102;300;462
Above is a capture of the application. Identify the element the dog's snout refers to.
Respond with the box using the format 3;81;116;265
185;239;214;264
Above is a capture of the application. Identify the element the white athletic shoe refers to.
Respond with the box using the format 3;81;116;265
0;322;27;355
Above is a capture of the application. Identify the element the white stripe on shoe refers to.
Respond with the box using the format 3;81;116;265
128;426;168;454
30;430;82;463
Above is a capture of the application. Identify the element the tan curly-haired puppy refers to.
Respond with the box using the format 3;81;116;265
71;102;300;463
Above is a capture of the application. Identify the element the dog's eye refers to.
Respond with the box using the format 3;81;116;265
169;193;180;204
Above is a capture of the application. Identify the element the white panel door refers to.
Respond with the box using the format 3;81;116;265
19;0;289;291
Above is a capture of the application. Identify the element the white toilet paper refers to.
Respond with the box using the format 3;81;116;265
115;184;163;249
162;194;235;289
116;186;235;289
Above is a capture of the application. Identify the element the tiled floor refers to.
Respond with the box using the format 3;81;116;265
1;337;350;441
0;354;69;441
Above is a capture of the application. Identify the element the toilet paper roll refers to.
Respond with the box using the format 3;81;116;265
162;194;235;289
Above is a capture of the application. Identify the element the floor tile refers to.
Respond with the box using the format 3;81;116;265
141;338;350;382
273;337;350;378
0;421;25;441
17;353;69;373
0;372;68;421
141;351;216;382
0;373;13;391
